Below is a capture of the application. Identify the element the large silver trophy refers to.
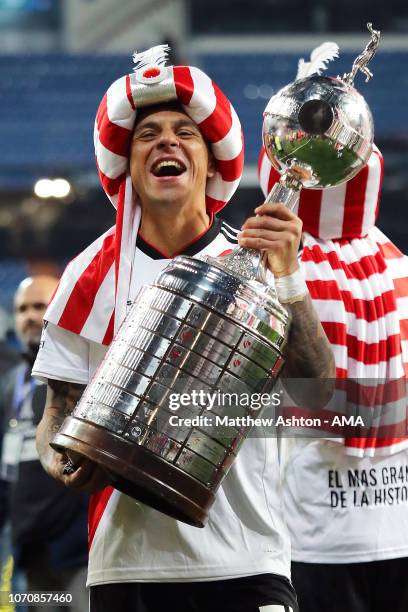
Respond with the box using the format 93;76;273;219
52;24;380;527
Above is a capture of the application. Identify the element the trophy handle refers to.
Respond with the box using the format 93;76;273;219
342;23;381;86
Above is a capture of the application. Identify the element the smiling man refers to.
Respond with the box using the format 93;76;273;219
130;104;216;258
32;47;334;612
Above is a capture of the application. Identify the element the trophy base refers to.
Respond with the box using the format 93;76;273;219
51;417;214;528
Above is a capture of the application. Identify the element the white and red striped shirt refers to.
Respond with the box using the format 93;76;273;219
33;220;292;584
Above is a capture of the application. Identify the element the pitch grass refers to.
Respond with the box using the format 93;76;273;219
275;137;360;187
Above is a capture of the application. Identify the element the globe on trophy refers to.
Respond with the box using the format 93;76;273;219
262;22;381;209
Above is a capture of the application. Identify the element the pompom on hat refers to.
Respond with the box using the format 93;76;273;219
45;46;244;345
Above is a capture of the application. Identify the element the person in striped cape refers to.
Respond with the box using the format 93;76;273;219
32;46;334;612
259;144;408;612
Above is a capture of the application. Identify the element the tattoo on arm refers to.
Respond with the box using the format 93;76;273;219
280;295;335;408
282;294;335;379
47;379;85;418
36;379;86;473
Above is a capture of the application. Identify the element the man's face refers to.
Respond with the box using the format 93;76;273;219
130;107;215;209
14;278;57;349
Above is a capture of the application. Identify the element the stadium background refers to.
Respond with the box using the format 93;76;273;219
0;0;407;345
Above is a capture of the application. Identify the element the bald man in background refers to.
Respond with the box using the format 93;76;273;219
0;276;88;612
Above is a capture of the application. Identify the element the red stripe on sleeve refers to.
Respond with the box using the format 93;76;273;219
58;234;115;334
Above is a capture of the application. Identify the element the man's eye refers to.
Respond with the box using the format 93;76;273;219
136;131;156;139
178;130;194;137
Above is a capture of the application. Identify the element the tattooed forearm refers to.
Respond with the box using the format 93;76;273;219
36;379;86;475
283;294;335;378
281;294;335;407
47;378;85;418
36;379;111;492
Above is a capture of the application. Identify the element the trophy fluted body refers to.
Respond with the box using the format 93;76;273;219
52;254;289;527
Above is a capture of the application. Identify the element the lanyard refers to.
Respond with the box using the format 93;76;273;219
10;365;37;423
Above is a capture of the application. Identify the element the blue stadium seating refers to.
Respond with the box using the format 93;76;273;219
0;51;406;189
0;54;130;188
199;51;408;166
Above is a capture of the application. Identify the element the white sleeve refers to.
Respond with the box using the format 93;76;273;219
32;321;91;385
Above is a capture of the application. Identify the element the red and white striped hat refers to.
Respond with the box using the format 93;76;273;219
45;46;244;344
259;146;408;456
95;45;243;213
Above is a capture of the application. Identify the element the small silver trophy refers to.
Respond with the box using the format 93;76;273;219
263;22;381;209
208;24;382;284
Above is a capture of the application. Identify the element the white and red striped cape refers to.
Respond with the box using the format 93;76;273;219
259;146;408;456
45;64;244;346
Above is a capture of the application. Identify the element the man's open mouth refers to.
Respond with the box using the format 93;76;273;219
151;159;186;177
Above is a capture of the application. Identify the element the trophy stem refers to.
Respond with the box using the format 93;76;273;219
208;169;303;283
207;168;303;283
265;170;302;211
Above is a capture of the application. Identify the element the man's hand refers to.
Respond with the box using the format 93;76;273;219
48;449;112;493
36;379;112;494
238;202;302;277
